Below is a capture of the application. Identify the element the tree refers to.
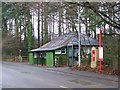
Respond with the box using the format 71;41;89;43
69;2;120;30
43;2;49;44
37;3;40;47
41;3;44;46
58;2;62;36
2;2;35;57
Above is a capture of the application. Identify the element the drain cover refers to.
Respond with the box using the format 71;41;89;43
69;79;93;85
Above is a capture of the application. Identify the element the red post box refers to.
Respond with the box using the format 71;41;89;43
92;50;95;61
91;47;97;68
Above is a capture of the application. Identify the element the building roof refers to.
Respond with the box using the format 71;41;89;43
30;33;99;52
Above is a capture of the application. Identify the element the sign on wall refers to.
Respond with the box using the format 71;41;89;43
55;50;61;54
55;48;66;54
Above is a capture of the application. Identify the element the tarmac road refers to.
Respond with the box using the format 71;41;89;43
1;61;118;89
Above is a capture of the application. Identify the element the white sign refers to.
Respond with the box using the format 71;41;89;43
98;47;103;61
55;50;61;54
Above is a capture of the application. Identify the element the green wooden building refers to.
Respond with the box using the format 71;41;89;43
30;33;99;67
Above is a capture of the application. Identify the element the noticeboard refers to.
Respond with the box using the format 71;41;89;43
98;47;103;61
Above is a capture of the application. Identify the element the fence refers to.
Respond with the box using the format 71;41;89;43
2;56;28;62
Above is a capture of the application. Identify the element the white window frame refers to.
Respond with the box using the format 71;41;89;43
61;48;66;54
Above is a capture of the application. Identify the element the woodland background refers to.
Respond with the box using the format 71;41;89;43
2;2;120;75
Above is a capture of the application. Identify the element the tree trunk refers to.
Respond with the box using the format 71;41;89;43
43;2;49;44
52;14;54;39
38;3;40;47
41;3;44;46
2;17;8;38
58;3;62;36
27;10;32;51
15;17;20;56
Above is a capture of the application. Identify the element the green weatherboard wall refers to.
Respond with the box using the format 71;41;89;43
46;52;54;67
29;52;46;65
29;53;34;64
55;47;68;66
55;54;68;66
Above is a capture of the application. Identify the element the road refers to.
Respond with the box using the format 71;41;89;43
1;61;118;89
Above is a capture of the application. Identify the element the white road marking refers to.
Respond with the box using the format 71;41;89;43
59;85;68;88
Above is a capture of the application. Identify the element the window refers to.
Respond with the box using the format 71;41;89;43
34;52;38;58
61;48;66;54
55;48;66;54
55;50;61;54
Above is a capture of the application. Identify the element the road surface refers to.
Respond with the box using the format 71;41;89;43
1;61;118;89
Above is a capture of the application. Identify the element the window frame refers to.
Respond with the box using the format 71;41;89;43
61;48;66;54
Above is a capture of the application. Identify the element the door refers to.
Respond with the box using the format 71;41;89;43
68;46;73;67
